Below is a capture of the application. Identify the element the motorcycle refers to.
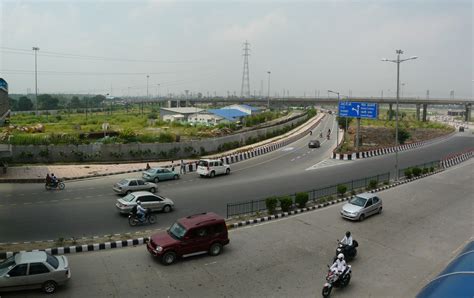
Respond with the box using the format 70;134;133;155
45;180;65;190
128;208;156;226
322;265;352;297
334;240;358;262
326;134;330;140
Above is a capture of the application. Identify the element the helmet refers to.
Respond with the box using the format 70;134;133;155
136;200;141;205
338;253;345;260
346;231;351;237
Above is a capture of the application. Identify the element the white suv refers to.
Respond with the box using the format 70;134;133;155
197;159;231;178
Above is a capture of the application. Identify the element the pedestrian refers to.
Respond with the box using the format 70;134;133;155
146;163;151;170
171;160;175;172
180;159;185;174
182;160;186;174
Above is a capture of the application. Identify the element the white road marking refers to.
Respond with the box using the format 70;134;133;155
306;158;350;170
281;147;294;152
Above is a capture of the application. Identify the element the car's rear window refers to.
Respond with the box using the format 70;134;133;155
349;196;367;207
198;160;208;167
122;193;136;202
46;255;59;269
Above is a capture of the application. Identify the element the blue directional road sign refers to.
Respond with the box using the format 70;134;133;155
338;101;378;119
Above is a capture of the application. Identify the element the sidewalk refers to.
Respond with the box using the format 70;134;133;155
0;113;325;183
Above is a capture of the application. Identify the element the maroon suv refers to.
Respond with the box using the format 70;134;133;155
147;212;230;265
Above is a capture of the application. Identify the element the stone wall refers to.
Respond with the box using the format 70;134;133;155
10;113;309;163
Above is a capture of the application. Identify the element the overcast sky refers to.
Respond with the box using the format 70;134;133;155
0;0;472;99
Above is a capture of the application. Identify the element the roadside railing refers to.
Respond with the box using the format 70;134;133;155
398;160;440;178
226;172;390;218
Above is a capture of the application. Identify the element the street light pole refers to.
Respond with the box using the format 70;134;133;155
382;50;418;181
145;75;149;115
328;90;340;150
32;47;40;116
267;71;271;109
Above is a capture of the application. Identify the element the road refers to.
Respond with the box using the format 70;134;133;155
0;115;473;242
2;159;473;297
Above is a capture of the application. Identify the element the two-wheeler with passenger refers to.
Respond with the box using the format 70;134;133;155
322;265;352;297
128;208;156;226
45;180;65;190
334;239;358;262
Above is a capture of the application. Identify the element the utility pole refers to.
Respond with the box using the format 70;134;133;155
145;75;149;115
32;47;40;116
267;71;271;109
240;41;251;97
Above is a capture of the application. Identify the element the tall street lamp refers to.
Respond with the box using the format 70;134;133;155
382;49;418;181
32;47;40;116
145;75;149;115
267;71;271;109
328;90;340;149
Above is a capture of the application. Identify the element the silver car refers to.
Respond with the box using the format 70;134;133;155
115;191;174;214
113;178;157;195
340;192;383;221
0;251;70;294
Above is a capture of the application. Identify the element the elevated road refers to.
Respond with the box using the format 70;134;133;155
0;116;472;242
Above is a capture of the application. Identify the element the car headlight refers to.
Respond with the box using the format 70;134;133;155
156;246;163;252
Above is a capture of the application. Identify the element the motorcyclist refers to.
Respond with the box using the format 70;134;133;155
340;231;354;256
45;173;52;186
309;130;313;136
330;253;347;276
50;173;58;187
136;201;146;222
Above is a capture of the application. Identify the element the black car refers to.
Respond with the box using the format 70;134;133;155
308;140;320;148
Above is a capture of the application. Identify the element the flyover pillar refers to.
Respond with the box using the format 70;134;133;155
422;104;428;122
416;104;421;121
466;104;472;122
389;103;393;120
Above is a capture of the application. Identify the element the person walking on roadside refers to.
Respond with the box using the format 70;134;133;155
180;159;185;174
171;160;175;172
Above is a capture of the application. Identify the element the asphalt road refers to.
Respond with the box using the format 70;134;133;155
0;116;472;242
2;159;473;297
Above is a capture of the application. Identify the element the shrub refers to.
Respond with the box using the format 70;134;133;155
404;168;413;179
350;190;356;196
295;192;309;208
422;168;429;174
337;184;347;197
265;197;278;214
429;166;434;172
279;196;293;212
368;180;378;190
158;132;174;143
412;167;422;177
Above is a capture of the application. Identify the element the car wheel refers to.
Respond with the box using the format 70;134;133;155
378;207;383;214
209;243;223;256
359;214;365;221
162;205;172;213
225;168;230;175
42;280;57;293
149;187;156;193
174;174;179;180
210;171;215;178
161;251;176;265
154;177;159;183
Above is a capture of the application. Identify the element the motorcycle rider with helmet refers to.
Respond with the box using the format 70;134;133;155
340;231;355;257
330;253;347;276
136;201;147;222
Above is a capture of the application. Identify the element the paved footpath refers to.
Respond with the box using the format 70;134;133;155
3;159;472;297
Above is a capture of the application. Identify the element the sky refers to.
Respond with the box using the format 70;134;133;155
0;0;472;99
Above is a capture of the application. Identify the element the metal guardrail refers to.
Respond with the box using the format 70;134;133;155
398;160;440;178
227;172;390;217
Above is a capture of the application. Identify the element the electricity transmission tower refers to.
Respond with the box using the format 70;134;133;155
240;41;251;97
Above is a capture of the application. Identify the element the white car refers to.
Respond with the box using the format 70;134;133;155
197;159;230;178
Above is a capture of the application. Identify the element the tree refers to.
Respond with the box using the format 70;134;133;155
337;117;353;130
8;97;18;111
69;96;82;109
397;128;410;144
18;96;34;111
38;94;59;110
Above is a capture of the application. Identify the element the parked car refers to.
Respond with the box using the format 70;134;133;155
0;251;70;294
142;167;179;183
113;178;157;195
115;191;174;214
197;159;230;178
147;212;230;265
340;192;382;221
308;139;321;148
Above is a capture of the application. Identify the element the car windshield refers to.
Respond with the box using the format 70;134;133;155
349;196;368;207
168;222;187;240
0;256;15;275
122;193;136;202
118;179;128;185
198;160;208;167
46;254;59;269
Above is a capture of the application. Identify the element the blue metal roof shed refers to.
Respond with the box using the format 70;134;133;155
417;240;474;298
207;109;248;121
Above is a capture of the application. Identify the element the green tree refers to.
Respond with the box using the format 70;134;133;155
37;94;59;110
8;97;18;111
69;96;82;109
397;128;410;144
18;96;34;111
337;117;353;130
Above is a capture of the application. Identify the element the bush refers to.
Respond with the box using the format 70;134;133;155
265;197;278;214
422;168;429;174
337;184;347;197
412;167;422;177
404;168;413;179
430;166;434;172
295;192;309;208
350;190;356;196
279;196;293;212
368;180;378;190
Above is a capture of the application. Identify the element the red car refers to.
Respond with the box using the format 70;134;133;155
147;212;230;265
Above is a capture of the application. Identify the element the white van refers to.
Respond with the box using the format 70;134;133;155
197;159;231;178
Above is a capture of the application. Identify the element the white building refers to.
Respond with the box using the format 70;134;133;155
160;107;204;121
221;104;262;115
188;112;224;126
